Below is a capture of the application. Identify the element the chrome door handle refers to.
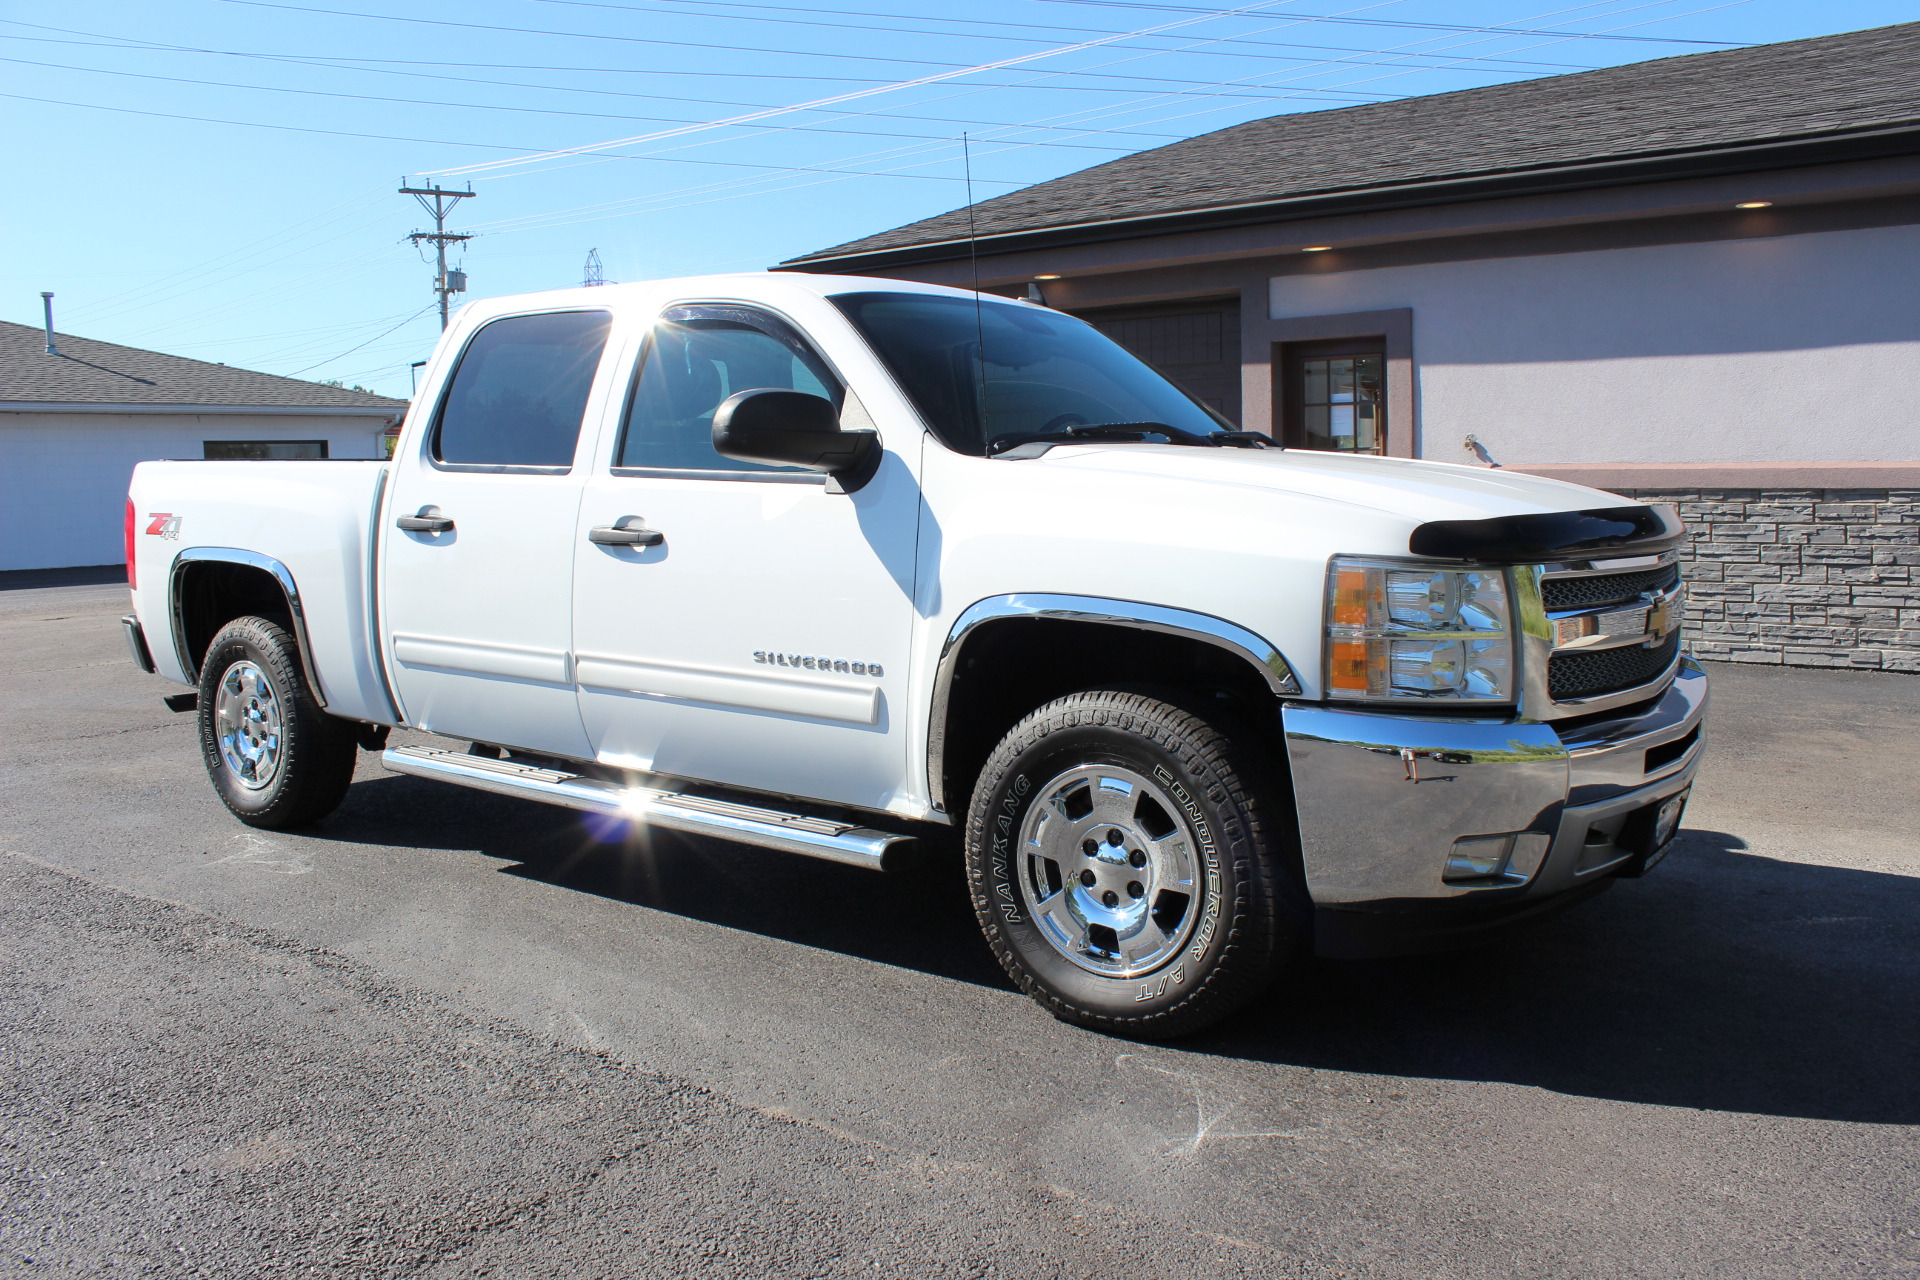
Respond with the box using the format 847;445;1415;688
589;523;663;547
396;506;454;533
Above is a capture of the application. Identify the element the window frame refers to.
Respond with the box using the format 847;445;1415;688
1280;335;1388;455
607;301;847;485
425;307;615;476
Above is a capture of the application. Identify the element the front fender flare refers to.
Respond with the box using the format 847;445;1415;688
926;593;1300;813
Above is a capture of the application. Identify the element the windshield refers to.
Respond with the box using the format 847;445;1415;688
830;291;1231;456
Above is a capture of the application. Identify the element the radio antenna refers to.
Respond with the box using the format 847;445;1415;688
963;134;990;449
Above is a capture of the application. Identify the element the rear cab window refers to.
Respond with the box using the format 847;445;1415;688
432;310;613;470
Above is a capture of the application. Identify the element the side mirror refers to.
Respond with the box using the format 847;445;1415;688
711;388;880;493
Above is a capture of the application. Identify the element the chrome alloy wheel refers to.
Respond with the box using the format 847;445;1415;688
1015;764;1204;979
214;660;284;791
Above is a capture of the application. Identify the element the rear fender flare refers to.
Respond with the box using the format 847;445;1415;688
170;546;328;708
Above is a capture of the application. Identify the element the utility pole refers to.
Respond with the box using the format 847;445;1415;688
582;248;605;288
399;179;476;329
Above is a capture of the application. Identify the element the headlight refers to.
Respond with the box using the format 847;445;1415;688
1325;557;1514;701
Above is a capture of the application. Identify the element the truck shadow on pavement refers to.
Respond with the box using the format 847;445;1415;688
1197;826;1920;1127
327;774;1918;1126
327;770;1014;991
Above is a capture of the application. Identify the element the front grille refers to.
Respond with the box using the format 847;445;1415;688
1541;564;1679;610
1550;632;1681;700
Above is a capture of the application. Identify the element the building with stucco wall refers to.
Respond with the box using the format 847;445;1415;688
782;23;1920;670
0;319;405;572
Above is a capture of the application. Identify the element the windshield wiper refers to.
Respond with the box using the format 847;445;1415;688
986;422;1271;456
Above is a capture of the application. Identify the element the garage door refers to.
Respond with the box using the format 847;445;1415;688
1075;299;1242;426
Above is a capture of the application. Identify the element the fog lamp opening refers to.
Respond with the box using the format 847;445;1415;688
1444;831;1551;885
1445;834;1514;883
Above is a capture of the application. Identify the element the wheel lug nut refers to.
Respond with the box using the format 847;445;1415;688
1082;839;1099;857
1128;850;1147;868
1107;829;1124;845
1102;890;1119;908
1080;869;1097;888
1128;881;1145;899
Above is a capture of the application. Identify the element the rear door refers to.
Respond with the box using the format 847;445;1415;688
570;301;921;812
381;307;617;757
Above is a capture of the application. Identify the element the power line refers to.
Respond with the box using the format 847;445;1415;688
0;20;1609;103
0;92;1034;184
1023;0;1743;41
424;0;1330;177
289;303;437;376
211;0;1746;51
522;0;1619;71
0;55;1168;151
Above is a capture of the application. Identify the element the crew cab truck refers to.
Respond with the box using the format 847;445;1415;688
124;273;1706;1038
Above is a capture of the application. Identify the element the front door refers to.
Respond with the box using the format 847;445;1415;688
571;302;920;812
381;307;618;758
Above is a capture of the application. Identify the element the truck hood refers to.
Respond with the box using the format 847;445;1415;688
1030;443;1631;524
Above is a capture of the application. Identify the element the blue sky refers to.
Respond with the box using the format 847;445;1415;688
4;0;1912;398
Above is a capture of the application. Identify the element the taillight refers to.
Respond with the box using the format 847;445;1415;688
124;499;137;589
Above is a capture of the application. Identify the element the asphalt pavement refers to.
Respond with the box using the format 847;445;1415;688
2;572;1916;1278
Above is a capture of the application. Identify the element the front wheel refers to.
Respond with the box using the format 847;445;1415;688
965;689;1301;1039
196;616;357;829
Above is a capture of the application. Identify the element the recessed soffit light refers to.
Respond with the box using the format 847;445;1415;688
1302;245;1333;252
1736;200;1773;209
1033;273;1061;280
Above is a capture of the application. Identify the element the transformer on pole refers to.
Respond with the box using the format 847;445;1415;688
400;179;476;329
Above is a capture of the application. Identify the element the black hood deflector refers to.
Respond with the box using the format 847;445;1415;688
1409;504;1685;564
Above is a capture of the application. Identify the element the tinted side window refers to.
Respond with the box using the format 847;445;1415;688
617;315;839;472
434;310;612;467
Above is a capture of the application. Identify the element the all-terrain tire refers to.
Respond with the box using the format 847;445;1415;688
965;689;1303;1039
196;616;357;829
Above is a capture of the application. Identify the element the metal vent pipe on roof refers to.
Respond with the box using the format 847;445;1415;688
39;292;57;355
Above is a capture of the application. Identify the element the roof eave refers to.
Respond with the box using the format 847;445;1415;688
779;120;1920;274
0;402;406;416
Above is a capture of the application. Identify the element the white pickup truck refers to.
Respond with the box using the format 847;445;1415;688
124;273;1706;1037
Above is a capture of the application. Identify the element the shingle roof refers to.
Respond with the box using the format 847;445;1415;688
786;21;1920;269
0;320;408;411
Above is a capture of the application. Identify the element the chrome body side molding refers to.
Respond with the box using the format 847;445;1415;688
169;546;329;708
927;593;1300;813
381;745;915;871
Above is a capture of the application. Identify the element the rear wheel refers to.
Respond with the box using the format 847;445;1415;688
965;689;1300;1039
196;616;357;828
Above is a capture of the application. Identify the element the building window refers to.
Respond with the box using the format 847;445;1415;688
1282;338;1385;454
203;440;329;460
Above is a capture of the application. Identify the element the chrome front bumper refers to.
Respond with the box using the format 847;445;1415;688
1281;658;1708;917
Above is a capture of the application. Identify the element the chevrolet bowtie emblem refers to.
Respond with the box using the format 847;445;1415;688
1642;590;1679;646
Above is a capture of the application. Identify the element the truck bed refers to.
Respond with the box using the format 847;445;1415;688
128;459;396;724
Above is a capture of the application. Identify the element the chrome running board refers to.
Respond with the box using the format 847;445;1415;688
380;745;913;871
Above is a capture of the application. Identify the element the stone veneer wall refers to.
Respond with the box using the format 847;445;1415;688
1611;487;1920;672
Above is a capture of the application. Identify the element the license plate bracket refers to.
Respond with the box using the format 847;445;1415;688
1613;788;1689;878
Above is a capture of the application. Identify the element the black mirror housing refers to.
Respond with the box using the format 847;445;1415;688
711;388;880;491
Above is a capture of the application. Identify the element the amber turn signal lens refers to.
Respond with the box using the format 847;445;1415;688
1328;639;1372;693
